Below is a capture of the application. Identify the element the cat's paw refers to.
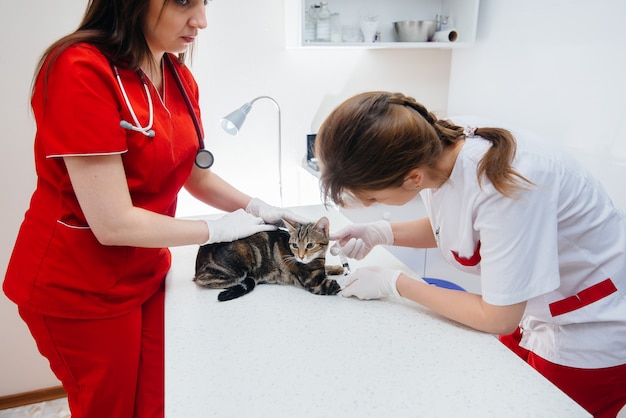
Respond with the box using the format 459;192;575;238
309;278;341;295
328;279;341;295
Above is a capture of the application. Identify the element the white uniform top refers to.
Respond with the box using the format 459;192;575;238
420;125;626;369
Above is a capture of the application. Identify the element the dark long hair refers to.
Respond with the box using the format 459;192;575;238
315;91;531;205
32;0;189;96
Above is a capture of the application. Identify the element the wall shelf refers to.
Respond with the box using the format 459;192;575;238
297;41;476;50
285;0;480;50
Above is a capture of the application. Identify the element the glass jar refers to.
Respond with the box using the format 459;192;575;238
330;12;342;43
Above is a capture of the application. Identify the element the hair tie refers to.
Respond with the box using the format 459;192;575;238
463;126;477;137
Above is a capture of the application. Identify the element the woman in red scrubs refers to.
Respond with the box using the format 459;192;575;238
2;0;297;416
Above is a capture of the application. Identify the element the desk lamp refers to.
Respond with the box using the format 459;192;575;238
220;96;282;206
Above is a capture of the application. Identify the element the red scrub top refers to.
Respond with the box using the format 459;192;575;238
3;44;201;318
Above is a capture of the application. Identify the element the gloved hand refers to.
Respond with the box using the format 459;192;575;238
245;197;311;225
329;220;393;260
202;209;277;245
341;266;402;300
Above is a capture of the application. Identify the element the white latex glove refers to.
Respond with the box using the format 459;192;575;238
341;266;402;300
329;220;393;260
245;197;311;225
202;209;277;245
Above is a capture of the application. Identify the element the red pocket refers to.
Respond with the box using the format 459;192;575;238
549;278;618;317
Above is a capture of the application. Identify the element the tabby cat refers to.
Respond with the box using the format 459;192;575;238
194;216;344;301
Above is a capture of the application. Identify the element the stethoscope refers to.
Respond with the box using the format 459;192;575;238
113;54;215;169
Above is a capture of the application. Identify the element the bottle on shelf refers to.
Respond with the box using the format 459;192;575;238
316;1;331;42
304;3;320;42
330;12;342;42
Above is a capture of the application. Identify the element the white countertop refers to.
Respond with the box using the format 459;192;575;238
165;205;590;417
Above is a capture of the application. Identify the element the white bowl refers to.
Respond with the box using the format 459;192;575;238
393;20;436;42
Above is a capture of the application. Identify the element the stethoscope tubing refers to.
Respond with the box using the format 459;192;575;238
163;55;214;169
113;55;214;169
113;66;155;137
163;55;204;149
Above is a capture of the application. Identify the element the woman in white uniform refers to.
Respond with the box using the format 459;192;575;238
315;91;626;418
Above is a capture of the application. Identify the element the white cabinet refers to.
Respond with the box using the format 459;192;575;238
297;166;325;206
285;0;480;49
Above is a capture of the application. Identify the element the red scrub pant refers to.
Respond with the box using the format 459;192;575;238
19;283;165;418
500;327;626;418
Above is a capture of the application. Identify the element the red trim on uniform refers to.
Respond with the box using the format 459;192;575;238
549;278;617;317
500;327;626;418
451;240;481;266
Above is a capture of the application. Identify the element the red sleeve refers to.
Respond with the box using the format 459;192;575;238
33;44;128;158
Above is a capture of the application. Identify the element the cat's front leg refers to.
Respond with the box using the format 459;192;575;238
325;265;344;276
307;277;341;296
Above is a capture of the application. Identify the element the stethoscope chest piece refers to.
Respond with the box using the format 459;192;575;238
195;149;214;169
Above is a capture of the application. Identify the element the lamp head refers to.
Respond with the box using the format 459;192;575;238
220;102;253;135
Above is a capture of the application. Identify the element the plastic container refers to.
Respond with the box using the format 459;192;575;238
316;1;331;41
330;12;342;42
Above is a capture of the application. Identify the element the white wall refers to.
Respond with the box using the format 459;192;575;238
447;0;626;209
0;0;451;396
0;0;87;396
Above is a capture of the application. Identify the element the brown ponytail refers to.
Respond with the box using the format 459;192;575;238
472;127;532;197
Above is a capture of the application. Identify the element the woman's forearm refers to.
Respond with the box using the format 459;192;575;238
93;206;209;248
396;274;526;335
391;217;437;248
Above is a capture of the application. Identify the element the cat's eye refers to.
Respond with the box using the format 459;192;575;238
306;243;314;249
291;243;298;249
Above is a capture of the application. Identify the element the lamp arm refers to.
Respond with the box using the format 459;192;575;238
250;96;282;206
250;95;280;111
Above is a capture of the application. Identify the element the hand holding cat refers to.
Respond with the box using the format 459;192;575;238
329;220;394;260
341;266;402;300
202;209;277;245
246;198;311;226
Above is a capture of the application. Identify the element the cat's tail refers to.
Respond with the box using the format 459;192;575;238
218;277;256;302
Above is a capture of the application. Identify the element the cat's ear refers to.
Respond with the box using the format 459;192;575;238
283;218;298;232
314;217;330;235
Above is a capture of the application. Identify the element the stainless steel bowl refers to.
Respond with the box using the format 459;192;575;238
393;20;436;42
